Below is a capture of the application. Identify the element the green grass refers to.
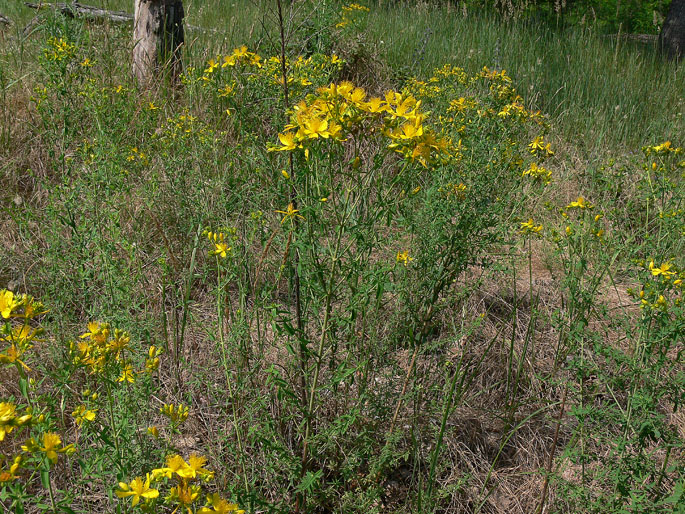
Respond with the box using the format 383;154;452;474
365;3;684;154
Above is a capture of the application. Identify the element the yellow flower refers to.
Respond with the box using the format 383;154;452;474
117;363;135;383
276;203;305;224
301;117;330;139
218;84;234;97
0;403;18;441
148;102;158;111
0;344;31;371
207;232;230;258
566;196;592;210
396;250;413;266
116;474;159;507
72;405;97;427
2;324;42;346
145;345;161;372
21;296;47;319
199;493;244;513
649;261;675;279
159;454;193;479
22;432;75;464
522;162;552;184
187;453;214;480
271;132;300;152
80;321;110;345
0;455;22;483
107;329;130;360
232;45;248;58
161;403;189;424
204;58;219;74
528;136;554;157
168;482;201;512
147;426;159;438
0;290;21;319
519;219;543;234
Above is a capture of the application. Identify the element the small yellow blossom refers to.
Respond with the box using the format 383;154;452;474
567;196;592;210
117;363;135;383
199;493;244;513
0;290;21;319
72;405;97;427
649;261;675;279
519;219;543;234
22;432;75;464
116;474;159;507
396;250;413;266
161;403;189;424
207;231;230;258
276;203;304;224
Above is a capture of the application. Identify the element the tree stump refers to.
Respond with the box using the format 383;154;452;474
660;0;685;59
133;0;184;87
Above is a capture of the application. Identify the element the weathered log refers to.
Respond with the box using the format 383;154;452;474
25;2;134;23
133;0;185;87
602;33;658;44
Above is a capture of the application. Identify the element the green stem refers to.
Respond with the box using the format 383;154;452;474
216;258;250;500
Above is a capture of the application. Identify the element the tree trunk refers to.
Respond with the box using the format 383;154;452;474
132;0;184;87
660;0;685;59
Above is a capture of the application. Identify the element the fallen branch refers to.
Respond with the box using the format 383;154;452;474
23;2;215;34
603;33;659;43
25;2;133;23
0;13;11;26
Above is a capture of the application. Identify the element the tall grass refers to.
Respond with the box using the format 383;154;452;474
364;2;684;154
4;0;681;155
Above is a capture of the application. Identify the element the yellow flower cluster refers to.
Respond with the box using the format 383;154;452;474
0;401;31;483
528;135;554;157
160;112;214;143
0;402;32;441
269;81;454;167
566;196;593;210
69;322;157;382
629;259;683;311
522;162;552;184
520;218;543;234
22;432;75;465
643;140;681;155
0;455;22;483
396;250;413;266
116;454;244;513
126;147;149;165
207;231;231;258
1;290;47;371
336;2;370;28
161;403;189;424
43;37;76;63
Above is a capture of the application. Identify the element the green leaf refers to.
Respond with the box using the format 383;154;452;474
40;469;50;489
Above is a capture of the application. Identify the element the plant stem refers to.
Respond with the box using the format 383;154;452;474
216;257;250;500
